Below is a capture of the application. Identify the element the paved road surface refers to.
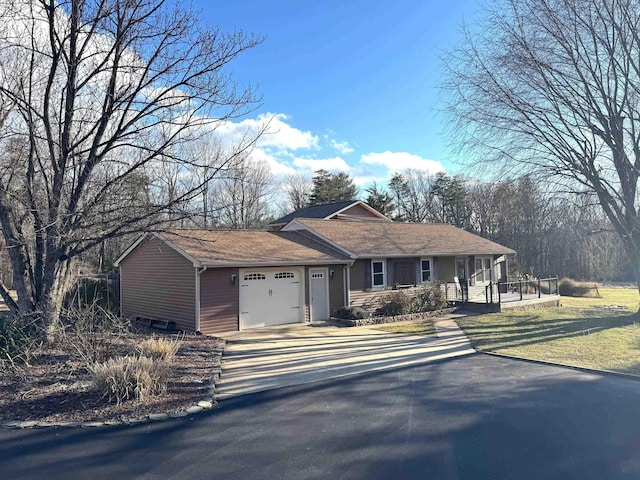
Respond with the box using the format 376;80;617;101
2;354;640;480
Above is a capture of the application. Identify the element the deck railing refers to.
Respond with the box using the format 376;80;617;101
484;277;559;304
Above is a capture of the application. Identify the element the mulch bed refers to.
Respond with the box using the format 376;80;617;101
0;326;223;424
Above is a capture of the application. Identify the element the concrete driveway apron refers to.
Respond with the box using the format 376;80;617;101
216;315;474;399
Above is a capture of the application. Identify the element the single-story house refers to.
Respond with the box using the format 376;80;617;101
114;202;515;334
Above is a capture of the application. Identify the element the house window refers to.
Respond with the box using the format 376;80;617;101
421;258;432;282
372;260;385;287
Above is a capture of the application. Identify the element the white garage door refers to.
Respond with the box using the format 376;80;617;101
239;268;303;329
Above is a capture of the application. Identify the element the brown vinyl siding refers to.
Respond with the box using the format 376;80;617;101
349;259;367;291
334;203;383;219
199;268;239;334
120;237;196;331
329;265;345;314
349;259;379;309
435;257;456;282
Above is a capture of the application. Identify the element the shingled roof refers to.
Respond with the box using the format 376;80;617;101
157;229;352;266
287;219;516;257
270;200;368;225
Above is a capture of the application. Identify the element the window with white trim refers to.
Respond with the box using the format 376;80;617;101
372;260;385;287
421;258;432;282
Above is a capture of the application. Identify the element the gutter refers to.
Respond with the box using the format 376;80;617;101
201;259;353;268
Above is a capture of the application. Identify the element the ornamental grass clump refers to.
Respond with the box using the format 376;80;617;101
90;355;169;405
558;278;598;297
136;336;181;362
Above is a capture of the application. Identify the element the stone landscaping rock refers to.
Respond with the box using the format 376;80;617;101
149;413;169;421
197;400;213;409
169;411;188;418
124;417;147;424
1;420;22;428
186;405;204;414
81;422;106;428
56;422;83;428
18;421;40;428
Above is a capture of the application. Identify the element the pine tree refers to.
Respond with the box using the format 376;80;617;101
308;170;358;205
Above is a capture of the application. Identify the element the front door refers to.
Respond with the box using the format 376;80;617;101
309;268;329;321
473;257;493;286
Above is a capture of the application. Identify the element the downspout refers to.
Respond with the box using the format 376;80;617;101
344;264;351;307
195;265;208;333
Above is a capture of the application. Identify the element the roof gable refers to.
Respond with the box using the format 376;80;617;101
269;200;388;225
114;233;201;267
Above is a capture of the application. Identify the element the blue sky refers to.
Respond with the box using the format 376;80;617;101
196;0;480;186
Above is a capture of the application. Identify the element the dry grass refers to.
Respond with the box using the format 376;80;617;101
375;320;436;337
458;286;640;374
136;336;181;362
89;355;170;405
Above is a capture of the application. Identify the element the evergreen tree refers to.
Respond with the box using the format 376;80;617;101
308;170;358;205
365;182;395;217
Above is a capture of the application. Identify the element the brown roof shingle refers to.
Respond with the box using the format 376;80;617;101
291;219;515;257
160;230;352;266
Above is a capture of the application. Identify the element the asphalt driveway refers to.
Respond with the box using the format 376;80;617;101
2;354;640;479
216;316;474;398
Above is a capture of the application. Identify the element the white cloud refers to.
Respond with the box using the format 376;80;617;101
329;139;354;154
250;147;297;176
215;113;317;152
259;113;318;150
360;151;445;175
292;157;351;173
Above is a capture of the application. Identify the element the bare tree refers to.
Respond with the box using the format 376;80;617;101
443;0;640;296
0;0;261;327
210;154;274;229
388;170;438;222
281;173;312;213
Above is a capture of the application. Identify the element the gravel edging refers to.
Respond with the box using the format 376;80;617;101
0;340;226;430
481;350;640;382
333;307;458;327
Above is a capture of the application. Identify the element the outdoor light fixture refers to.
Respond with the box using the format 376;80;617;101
330;270;335;278
231;274;237;285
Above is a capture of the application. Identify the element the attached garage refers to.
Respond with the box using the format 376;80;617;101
115;230;352;334
239;267;304;329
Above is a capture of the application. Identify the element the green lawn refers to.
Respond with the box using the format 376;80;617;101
375;320;436;337
458;287;640;375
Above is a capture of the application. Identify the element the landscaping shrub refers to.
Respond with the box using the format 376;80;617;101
90;355;169;405
335;306;369;320
558;278;598;297
60;303;130;365
136;336;181;361
0;313;43;369
379;290;416;316
414;284;449;311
